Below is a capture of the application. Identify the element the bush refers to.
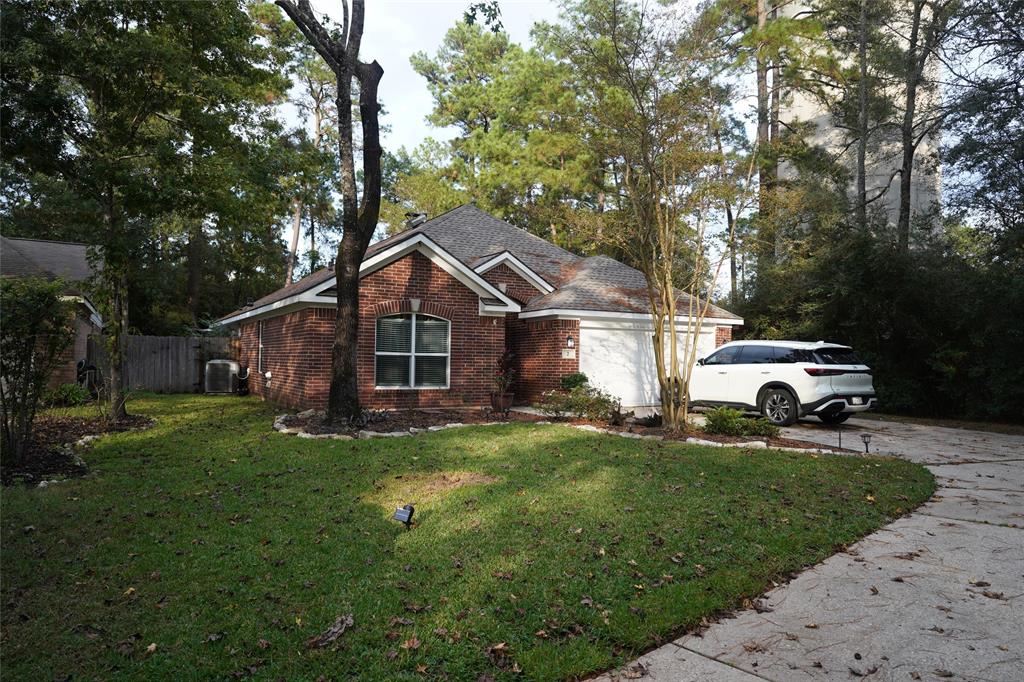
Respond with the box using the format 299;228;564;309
560;372;589;390
702;406;781;438
43;383;91;407
538;385;621;422
1;277;75;463
743;418;781;438
702;406;748;436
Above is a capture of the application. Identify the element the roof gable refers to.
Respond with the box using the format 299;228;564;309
1;236;96;283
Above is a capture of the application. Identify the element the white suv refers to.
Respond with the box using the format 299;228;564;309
689;341;877;426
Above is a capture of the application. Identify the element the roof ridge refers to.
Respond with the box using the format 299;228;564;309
1;235;92;247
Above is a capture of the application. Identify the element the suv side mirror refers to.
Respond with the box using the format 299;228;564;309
697;357;705;366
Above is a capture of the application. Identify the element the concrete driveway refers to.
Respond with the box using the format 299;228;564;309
597;417;1024;682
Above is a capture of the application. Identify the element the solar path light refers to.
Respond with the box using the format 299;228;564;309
860;433;872;454
393;504;415;530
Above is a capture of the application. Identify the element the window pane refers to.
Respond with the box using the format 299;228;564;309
376;355;410;387
736;345;776;364
814;347;861;365
415;316;449;353
376;315;411;353
705;346;740;365
776;348;813;363
414;356;448;387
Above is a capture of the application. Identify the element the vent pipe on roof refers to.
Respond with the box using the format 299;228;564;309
404;212;427;228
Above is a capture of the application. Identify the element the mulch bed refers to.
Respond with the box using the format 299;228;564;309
287;408;542;436
282;409;851;451
1;413;154;485
583;421;858;452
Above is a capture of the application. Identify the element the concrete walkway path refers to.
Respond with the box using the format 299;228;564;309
596;418;1024;682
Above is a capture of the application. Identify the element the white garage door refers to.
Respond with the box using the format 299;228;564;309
579;323;718;408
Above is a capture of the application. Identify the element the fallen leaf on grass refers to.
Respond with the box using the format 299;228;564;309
401;636;421;651
306;614;354;649
145;642;157;654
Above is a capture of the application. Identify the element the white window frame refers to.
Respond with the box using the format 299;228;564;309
374;313;451;390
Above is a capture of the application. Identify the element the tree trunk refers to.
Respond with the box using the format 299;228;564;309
856;0;868;231
896;0;925;251
102;183;128;422
755;0;770;214
276;0;384;423
769;2;780;185
285;199;302;284
186;221;203;324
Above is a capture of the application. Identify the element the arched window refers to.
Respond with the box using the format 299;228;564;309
375;313;450;388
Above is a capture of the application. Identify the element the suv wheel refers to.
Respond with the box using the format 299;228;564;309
761;389;798;426
818;412;851;425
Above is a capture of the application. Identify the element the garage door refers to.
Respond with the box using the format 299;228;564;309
579;324;717;408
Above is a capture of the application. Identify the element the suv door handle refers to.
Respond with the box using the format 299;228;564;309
717;371;727;375
760;371;770;374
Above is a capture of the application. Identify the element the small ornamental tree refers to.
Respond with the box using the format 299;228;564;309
0;277;75;464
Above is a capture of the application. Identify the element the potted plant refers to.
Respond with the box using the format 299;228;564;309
490;350;516;414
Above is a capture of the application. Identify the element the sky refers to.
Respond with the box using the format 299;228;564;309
311;0;564;153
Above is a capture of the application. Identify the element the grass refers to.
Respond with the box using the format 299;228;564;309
1;394;935;681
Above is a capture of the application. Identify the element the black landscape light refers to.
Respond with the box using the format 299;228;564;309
860;433;872;454
393;504;415;530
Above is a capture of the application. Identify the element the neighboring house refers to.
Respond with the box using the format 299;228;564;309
0;236;103;387
218;205;743;411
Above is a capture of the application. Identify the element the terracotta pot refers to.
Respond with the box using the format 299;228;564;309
490;392;514;412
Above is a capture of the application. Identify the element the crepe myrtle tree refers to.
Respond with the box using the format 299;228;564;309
544;0;739;430
0;277;75;464
275;0;383;422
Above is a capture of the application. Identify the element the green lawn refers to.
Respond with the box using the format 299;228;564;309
1;395;934;681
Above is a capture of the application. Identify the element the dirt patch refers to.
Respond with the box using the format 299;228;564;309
2;413;154;485
283;408;542;436
370;471;502;508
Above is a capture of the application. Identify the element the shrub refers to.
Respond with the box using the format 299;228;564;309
0;277;75;463
702;406;748;436
743;418;781;438
538;384;620;422
43;383;91;407
560;372;589;390
702;407;781;439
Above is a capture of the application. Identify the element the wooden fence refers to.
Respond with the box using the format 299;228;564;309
87;335;232;393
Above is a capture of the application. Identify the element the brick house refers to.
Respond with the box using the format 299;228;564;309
218;205;742;411
0;236;103;387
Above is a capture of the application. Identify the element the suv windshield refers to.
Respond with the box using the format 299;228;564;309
814;347;861;365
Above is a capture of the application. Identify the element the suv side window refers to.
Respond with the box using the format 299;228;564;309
776;348;814;363
737;345;777;364
704;346;741;365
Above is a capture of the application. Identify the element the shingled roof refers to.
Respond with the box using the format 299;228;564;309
1;236;97;291
220;204;740;322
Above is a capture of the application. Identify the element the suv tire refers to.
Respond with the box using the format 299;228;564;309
818;412;852;425
761;388;798;426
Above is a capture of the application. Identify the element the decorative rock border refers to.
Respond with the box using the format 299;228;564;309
273;413;839;455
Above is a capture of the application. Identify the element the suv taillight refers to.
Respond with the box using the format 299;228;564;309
804;368;846;376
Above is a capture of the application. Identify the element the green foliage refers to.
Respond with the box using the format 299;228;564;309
388;20;602;243
702;407;781;438
538;385;620;422
0;278;75;462
560;372;589;390
1;394;935;679
702;406;748;436
43;383;91;408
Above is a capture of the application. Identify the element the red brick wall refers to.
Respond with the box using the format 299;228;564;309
480;263;542;304
49;311;96;388
507;318;579;404
238;307;334;409
237;251;505;410
715;325;733;347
